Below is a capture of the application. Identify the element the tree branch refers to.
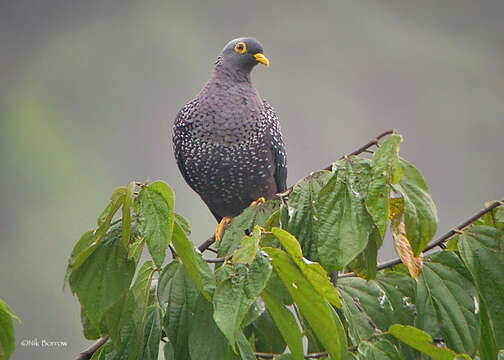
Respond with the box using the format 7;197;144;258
198;130;396;256
74;336;109;360
73;130;397;359
338;199;504;278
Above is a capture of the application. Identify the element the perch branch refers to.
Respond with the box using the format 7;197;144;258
73;130;397;359
339;199;504;278
197;130;396;256
74;336;109;360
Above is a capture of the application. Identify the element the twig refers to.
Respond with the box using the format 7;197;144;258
74;336;109;360
339;199;504;278
197;234;216;253
254;351;329;359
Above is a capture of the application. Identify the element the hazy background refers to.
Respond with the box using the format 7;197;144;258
1;0;503;358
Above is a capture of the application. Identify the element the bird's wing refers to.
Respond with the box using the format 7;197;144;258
172;100;198;192
263;100;287;192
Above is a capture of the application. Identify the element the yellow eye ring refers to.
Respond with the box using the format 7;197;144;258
234;41;247;54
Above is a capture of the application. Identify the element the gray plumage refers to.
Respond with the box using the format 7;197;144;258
173;37;287;221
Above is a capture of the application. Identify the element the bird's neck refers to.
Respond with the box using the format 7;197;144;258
212;56;252;83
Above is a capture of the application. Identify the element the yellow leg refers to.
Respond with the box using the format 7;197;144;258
250;197;266;207
215;216;232;242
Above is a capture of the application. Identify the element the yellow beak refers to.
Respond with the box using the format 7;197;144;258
254;53;270;67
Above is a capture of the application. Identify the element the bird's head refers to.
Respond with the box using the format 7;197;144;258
219;37;270;73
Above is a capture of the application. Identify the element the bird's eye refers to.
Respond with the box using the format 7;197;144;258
234;42;247;54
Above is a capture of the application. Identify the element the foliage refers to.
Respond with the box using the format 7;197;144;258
0;298;19;360
61;132;504;360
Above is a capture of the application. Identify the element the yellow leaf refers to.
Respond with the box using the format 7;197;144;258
392;222;423;279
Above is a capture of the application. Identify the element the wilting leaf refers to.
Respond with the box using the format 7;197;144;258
392;159;437;256
392;222;423;279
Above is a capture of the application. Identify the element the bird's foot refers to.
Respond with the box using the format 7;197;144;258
215;216;232;242
250;197;266;207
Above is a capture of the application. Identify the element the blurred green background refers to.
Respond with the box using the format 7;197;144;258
1;0;503;358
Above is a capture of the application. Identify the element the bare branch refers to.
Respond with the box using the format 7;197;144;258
74;336;109;360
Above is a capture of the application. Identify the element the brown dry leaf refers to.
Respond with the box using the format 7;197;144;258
392;222;423;279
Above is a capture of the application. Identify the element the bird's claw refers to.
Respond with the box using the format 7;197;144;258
250;197;266;207
215;216;232;242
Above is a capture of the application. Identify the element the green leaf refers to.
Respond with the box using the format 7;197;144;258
218;200;280;258
242;299;265;327
392;159;437;256
459;226;504;350
65;230;97;286
122;181;136;249
366;134;403;238
337;272;416;346
81;308;100;339
174;213;191;235
69;223;136;333
158;261;198;360
236;330;256;360
171;221;215;299
389;324;470;360
102;261;155;351
264;271;292;305
348;227;380;279
285;170;332;261
233;225;261;264
316;158;375;271
272;227;341;307
96;186;127;242
0;298;18;360
213;253;272;349
189;295;238;360
478;297;498;360
416;251;479;355
264;247;347;360
127;237;145;263
357;338;402;360
134;184;174;268
247;307;285;354
143;305;162;360
261;291;304;360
